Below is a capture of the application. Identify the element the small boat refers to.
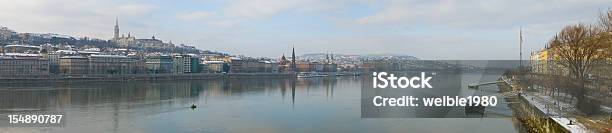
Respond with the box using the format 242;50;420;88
468;83;478;89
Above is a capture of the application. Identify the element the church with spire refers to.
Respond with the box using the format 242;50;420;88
112;18;174;49
278;46;298;73
279;46;338;73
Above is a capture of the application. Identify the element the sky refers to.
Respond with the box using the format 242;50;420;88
0;0;611;59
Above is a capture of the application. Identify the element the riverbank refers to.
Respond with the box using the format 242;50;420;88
0;72;364;84
0;73;296;83
500;76;591;133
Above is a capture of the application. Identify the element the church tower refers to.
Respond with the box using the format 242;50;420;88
326;53;330;64
114;17;120;41
291;46;296;72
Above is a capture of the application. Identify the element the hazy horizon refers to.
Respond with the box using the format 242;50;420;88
1;0;611;59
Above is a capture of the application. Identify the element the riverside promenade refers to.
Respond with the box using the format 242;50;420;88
502;76;590;132
518;92;589;132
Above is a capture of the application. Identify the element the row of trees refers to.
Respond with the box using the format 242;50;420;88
539;10;612;114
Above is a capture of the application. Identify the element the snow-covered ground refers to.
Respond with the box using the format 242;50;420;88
503;76;591;132
521;93;590;132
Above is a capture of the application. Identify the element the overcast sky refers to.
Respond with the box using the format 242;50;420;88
0;0;610;59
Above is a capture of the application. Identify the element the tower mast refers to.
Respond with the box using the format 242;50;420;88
519;27;523;67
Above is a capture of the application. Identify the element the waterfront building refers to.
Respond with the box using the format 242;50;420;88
172;54;199;74
145;55;173;74
530;44;612;79
530;49;550;74
263;61;279;73
42;52;61;74
202;61;225;73
296;62;315;72
189;55;202;73
132;58;147;74
241;59;261;73
59;56;89;75
295;62;337;73
88;55;137;75
530;48;567;76
0;53;49;77
229;57;243;73
173;57;184;73
202;54;231;73
230;58;278;73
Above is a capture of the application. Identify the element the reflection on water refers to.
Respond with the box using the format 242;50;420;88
0;76;518;133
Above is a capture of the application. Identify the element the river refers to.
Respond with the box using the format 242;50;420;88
0;72;521;133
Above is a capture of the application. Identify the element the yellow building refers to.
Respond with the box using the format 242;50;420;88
530;48;566;76
530;49;549;74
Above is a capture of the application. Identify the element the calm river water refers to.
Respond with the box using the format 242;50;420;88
0;72;520;133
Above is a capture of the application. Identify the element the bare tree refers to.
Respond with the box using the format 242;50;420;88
598;10;612;32
551;24;607;80
548;23;608;113
598;10;612;58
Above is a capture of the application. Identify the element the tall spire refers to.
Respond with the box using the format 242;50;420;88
291;45;296;72
325;53;330;64
114;17;120;41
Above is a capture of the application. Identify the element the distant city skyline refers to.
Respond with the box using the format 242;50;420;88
1;0;611;59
